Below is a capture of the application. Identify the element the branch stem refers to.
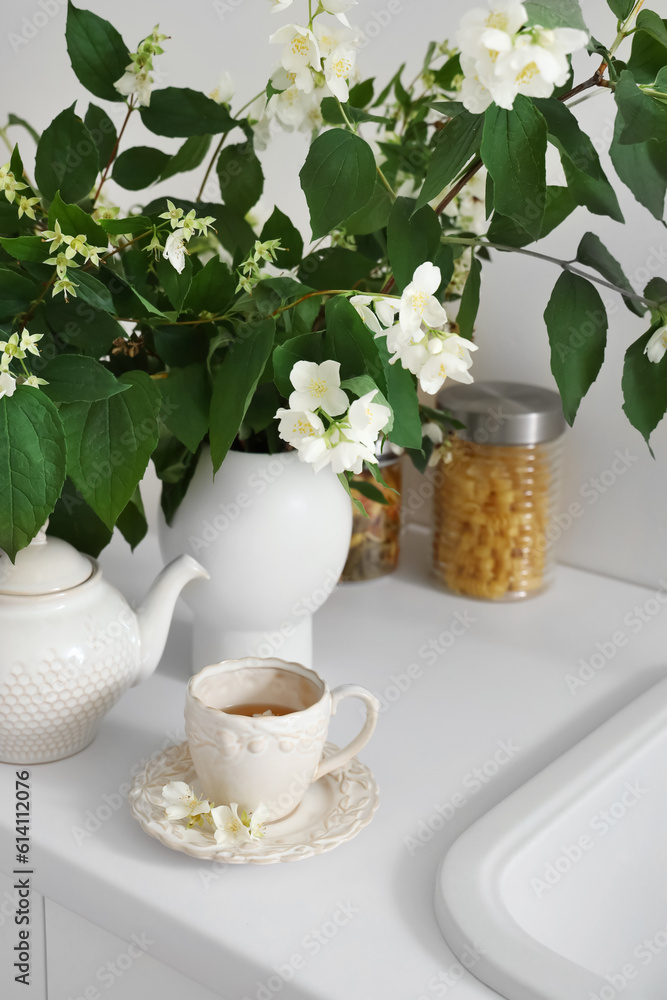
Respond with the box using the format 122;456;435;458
93;98;135;207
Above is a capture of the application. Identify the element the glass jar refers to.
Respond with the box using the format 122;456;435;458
340;454;402;582
433;381;565;600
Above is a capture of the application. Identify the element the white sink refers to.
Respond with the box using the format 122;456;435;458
435;676;667;1000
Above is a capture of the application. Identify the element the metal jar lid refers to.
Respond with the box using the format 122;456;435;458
436;381;566;445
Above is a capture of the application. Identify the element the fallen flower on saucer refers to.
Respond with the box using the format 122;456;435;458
162;781;212;825
162;782;268;841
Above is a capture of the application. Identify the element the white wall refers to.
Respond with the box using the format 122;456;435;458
3;0;667;588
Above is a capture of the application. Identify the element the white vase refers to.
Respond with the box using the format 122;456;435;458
158;449;353;671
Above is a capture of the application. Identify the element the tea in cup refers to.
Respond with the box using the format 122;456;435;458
184;657;379;821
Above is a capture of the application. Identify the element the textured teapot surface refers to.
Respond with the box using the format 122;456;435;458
0;560;142;764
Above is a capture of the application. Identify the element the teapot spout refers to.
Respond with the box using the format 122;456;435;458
134;555;209;686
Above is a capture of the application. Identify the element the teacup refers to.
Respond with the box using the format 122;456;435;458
185;657;379;821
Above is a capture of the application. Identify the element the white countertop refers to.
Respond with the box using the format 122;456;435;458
1;527;666;1000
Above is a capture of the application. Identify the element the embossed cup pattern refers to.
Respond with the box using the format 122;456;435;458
185;658;379;821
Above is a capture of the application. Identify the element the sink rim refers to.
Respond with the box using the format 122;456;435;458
434;675;667;1000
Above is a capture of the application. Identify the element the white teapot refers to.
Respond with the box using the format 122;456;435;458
0;525;208;763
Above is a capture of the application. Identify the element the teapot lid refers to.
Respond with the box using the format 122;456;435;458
0;523;94;596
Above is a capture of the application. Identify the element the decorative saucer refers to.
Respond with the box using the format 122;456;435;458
129;741;379;864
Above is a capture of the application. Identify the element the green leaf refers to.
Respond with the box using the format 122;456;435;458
337;471;367;517
140;88;235;137
84;104;117;171
615;69;667;146
210;318;276;472
609;106;667;219
7;114;40;146
608;0;635;18
160;364;211;453
297;247;374;291
635;10;667;48
457;255;482;339
415;111;484;213
260;207;304;270
47;479;112;557
0;388;67;561
622;323;667;446
645;277;667;310
160;134;212;182
324;296;385;388
74;270;115;313
0;237;48;263
350;478;390;506
34;104;99;204
300;130;377;240
628;19;667;84
97;215;152;236
544;272;608;425
156;255;192;314
487;185;577;247
533;97;624;223
433;55;463;91
376;338;421;449
0;268;38;321
65;1;129;103
575;232;645;317
217;141;264;215
273;333;324;398
341;176;393;236
112;146;170;190
214;204;256;261
45;297;125;357
481;96;548;239
387;197;441;293
182;257;235;316
319;98;389;127
349;79;375;107
524;0;587;30
60;371;161;530
116;487;147;550
48;192;107;246
41;355;130;403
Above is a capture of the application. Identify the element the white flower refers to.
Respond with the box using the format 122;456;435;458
0;371;17;399
46;252;79;279
268;0;294;10
417;335;479;394
17;196;40;221
210;71;235;105
645;325;667;364
314;429;375;475
400;262;448;337
41;220;66;254
247;95;273;152
22;375;48;388
457;2;528;60
20;331;43;357
248;804;270;841
351;294;399;335
158;200;184;228
0;333;26;363
211;803;251;845
275;407;327;459
288;360;349;417
422;422;444;445
162;781;211;822
52;278;78;301
389;340;430;376
114;65;153;106
324;45;357;102
269;24;321;93
314;20;356;58
63;233;87;259
321;0;357;24
269;82;324;132
347;390;391;446
1;172;27;204
164;229;188;274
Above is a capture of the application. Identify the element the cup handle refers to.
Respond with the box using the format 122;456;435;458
314;684;380;781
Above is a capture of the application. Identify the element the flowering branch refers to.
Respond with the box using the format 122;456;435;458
93;96;135;206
